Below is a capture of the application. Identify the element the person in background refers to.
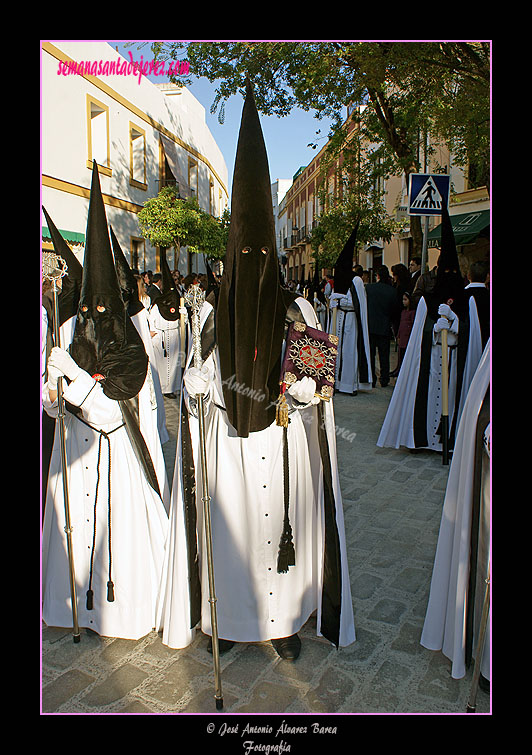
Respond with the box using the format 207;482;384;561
390;291;416;378
409;256;422;289
365;265;401;388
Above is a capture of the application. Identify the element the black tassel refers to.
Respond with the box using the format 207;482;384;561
277;425;295;573
107;580;115;602
277;524;295;573
86;589;94;610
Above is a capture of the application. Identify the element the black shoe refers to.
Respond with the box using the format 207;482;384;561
271;633;301;661
207;637;235;654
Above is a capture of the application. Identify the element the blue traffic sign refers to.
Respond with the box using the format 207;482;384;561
408;173;450;216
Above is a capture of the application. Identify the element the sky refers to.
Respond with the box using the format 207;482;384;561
108;41;337;198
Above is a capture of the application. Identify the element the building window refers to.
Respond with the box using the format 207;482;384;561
131;237;146;271
188;159;198;199
86;96;111;175
130;124;147;190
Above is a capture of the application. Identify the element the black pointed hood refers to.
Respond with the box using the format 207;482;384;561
333;222;360;295
110;226;144;317
216;80;297;437
431;198;466;319
153;250;180;320
69;161;148;400
42;206;83;327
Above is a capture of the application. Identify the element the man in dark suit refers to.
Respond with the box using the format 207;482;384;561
366;265;401;387
409;256;422;289
147;272;163;304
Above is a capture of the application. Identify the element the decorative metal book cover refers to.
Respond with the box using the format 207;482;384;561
276;321;339;426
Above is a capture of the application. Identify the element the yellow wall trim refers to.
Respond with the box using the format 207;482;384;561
42;174;144;213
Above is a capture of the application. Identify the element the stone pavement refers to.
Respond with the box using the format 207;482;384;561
41;350;491;717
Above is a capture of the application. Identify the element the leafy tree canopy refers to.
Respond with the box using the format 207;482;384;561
137;186;229;266
130;41;489;261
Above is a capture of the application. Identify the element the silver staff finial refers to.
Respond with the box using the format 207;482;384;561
42;251;69;282
183;282;205;311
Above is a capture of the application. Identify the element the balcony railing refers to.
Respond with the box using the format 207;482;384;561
282;225;312;249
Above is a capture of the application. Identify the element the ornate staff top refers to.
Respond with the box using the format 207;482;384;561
183;281;205;312
42;251;68;284
183;282;206;370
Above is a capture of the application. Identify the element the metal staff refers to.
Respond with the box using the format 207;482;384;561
179;296;186;368
183;282;223;710
466;565;490;713
440;325;450;465
42;252;81;643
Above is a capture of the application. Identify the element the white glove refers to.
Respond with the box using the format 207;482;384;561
183;363;214;397
178;306;188;318
46;361;63;390
433;317;449;334
328;293;344;309
287;376;319;405
438;303;457;322
47;347;82;382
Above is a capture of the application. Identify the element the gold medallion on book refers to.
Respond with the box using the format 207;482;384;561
276;321;338;427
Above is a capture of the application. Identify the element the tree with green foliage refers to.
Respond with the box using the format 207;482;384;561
137;186;229;269
198;207;231;261
136;40;489;259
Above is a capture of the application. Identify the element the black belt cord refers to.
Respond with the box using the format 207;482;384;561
76;419;124;610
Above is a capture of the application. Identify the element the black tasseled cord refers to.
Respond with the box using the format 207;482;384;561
277;425;295;573
86;429;115;609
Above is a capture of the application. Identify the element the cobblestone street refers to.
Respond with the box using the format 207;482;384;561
42;355;490;718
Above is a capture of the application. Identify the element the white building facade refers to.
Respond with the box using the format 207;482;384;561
41;41;229;274
271;178;292;259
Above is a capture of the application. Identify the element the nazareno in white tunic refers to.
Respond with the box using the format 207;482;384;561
332;276;373;394
420;341;490;680
42;319;170;641
377;296;483;451
156;297;355;649
148;304;182;395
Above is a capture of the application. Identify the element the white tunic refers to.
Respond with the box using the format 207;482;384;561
377;296;483;451
332;277;372;394
148;304;182;395
42;323;170;641
157;297;355;649
131;305;169;445
421;342;490;679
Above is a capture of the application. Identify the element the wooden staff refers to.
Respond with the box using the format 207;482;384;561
42;252;81;643
183;282;223;710
331;305;338;337
440;325;450;465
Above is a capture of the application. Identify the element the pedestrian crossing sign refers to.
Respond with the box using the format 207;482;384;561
408;173;450;216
